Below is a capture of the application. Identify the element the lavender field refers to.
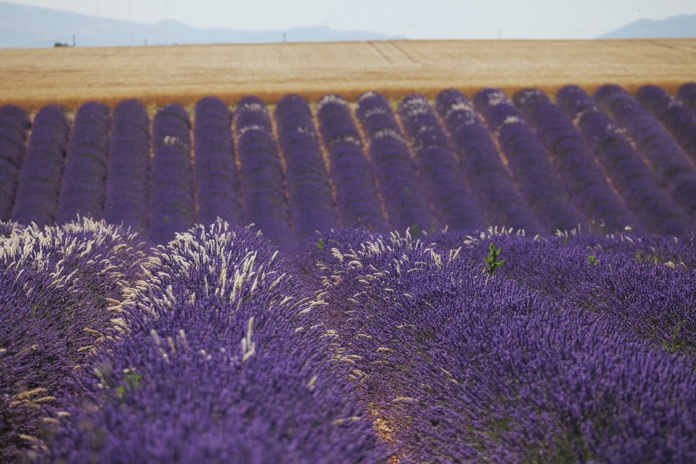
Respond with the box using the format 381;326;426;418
1;83;696;462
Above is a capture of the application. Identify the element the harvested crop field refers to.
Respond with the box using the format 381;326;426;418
1;38;696;109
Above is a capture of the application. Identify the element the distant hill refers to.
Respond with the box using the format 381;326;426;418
599;13;696;39
0;1;402;48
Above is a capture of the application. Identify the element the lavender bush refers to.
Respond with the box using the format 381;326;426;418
676;82;696;114
0;218;150;462
275;94;339;240
474;88;587;233
235;96;294;250
636;84;696;166
298;228;696;462
0;104;30;221
46;220;387;463
11;105;70;227
316;94;388;232
595;84;696;223
356;91;436;235
434;89;545;234
56;101;111;225
514;88;643;235
398;93;485;231
557;85;693;237
194;96;245;226
148;103;196;244
104;98;151;233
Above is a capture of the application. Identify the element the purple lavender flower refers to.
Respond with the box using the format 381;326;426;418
56;101;111;225
194;96;245;226
636;84;696;168
104;98;151;233
435;89;545;234
514;88;644;235
274;94;339;241
11;105;70;227
557;85;693;237
0;218;150;462
356;91;436;235
475;88;588;233
148;103;195;244
47;220;387;463
316;94;389;232
303;228;696;461
234;96;294;250
676;82;696;114
398;93;486;232
595;84;696;224
0;104;30;221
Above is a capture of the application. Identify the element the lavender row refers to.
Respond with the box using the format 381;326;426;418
193;96;244;226
636;84;696;166
148;103;195;244
557;85;693;237
595;84;696;223
274;94;339;241
104;98;151;232
676;82;696;114
356;91;436;235
475;88;588;233
56;101;111;225
0;218;150;462
316;94;388;232
0;104;30;221
397;94;485;231
299;229;696;462
11;105;70;227
234;96;294;250
47;221;387;462
434;89;545;234
514;88;644;234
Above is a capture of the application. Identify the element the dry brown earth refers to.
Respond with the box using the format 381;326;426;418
1;38;695;109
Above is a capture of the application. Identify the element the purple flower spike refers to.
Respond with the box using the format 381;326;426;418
0;218;150;462
46;220;387;463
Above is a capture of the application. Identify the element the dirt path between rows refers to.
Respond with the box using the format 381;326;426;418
1;39;695;109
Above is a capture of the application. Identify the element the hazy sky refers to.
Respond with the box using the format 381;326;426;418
6;0;696;39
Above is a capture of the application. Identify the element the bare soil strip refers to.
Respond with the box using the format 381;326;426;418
1;39;695;109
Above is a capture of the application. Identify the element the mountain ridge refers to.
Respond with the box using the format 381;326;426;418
0;1;402;48
599;13;696;39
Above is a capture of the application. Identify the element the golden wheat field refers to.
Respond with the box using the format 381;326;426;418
1;38;696;109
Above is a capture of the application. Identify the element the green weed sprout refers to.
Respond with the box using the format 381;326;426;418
483;242;505;275
662;320;686;354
